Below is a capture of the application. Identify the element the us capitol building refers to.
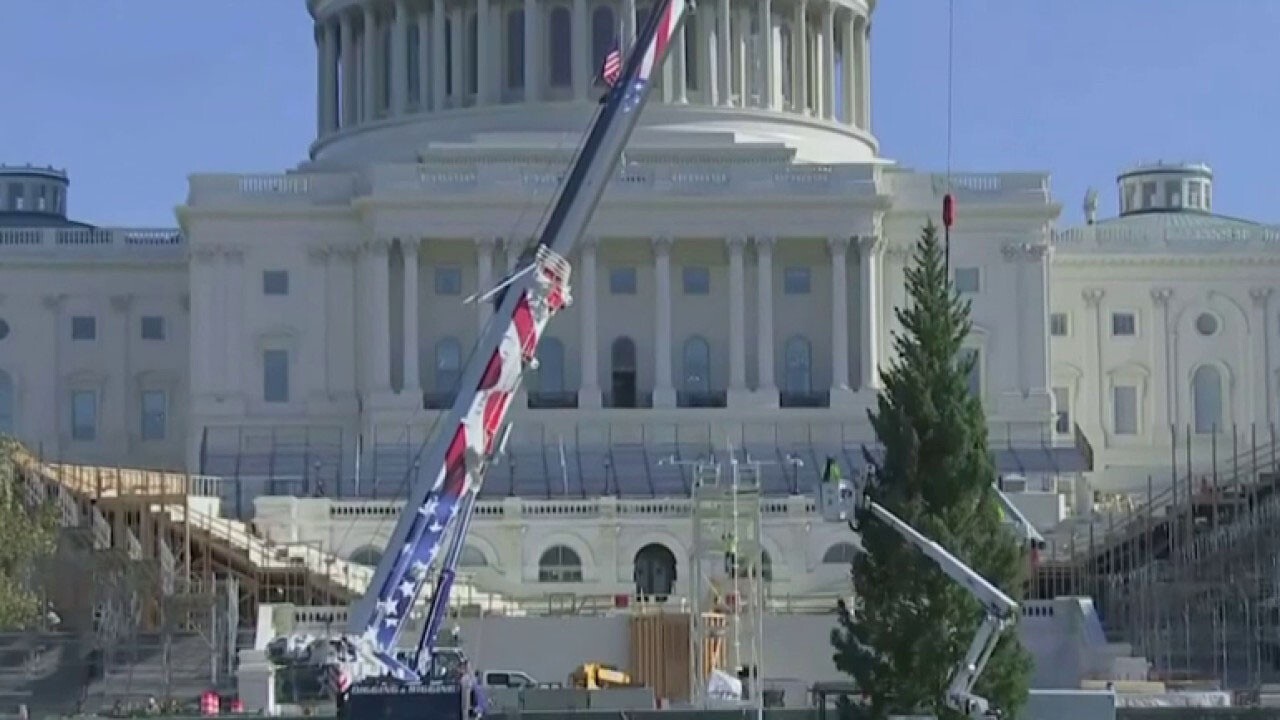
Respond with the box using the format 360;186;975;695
1;0;1276;597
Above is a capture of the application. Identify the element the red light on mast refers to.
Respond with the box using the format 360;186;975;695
942;193;955;229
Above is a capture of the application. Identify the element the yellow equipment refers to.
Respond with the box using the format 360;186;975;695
569;663;634;689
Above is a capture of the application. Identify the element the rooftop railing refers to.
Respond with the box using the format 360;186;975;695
0;227;184;256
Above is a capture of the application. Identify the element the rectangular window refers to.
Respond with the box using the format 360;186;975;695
682;266;710;295
609;266;637;295
262;270;289;296
1052;386;1070;435
434;266;462;295
954;267;981;294
783;266;811;295
141;390;167;441
1113;385;1138;435
71;391;96;441
1050;312;1069;337
1111;312;1136;337
960;348;981;398
141;315;165;341
263;349;289;403
71;316;96;341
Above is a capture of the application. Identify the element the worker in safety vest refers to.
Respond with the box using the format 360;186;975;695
822;456;842;484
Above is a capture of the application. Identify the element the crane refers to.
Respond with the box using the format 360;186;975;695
276;1;692;717
818;471;1021;719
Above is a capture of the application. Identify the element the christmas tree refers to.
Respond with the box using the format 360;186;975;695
830;221;1032;719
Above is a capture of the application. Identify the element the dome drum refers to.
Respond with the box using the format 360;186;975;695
307;0;875;162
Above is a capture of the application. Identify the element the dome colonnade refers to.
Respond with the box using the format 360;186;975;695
307;0;872;137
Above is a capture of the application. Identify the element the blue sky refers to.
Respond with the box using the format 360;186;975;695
1;1;1277;227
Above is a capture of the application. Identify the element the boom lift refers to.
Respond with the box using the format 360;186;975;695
819;471;1020;719
277;1;692;718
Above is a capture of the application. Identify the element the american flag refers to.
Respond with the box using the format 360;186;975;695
601;43;622;87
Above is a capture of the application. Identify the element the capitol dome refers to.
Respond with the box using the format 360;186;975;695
305;0;876;165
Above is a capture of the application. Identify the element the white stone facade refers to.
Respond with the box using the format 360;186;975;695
11;0;1277;599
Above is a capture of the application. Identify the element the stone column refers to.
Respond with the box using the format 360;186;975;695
42;294;66;449
1251;287;1273;427
698;5;716;102
340;13;356;126
110;294;133;448
733;6;749;104
1150;287;1173;430
727;236;747;397
524;0;541;101
307;246;331;404
653;236;675;407
821;3;835;120
578;237;601;408
716;0;731;105
754;236;776;396
672;21;688;103
403;239;422;396
477;238;496;330
362;5;378;120
368;238;393;398
390;0;409;113
792;0;807;112
416;10;431;110
223;247;245;399
855;235;879;392
842;12;855;124
1082;288;1107;437
190;249;216;400
828;236;851;393
476;0;492;104
450;7;465;103
432;0;447;109
572;0;589;100
624;0;638;49
759;0;773;109
860;19;870;129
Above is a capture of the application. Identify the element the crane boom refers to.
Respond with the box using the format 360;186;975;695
819;475;1020;719
343;0;692;684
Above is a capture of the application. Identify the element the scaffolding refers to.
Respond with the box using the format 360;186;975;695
687;451;766;711
1034;424;1280;691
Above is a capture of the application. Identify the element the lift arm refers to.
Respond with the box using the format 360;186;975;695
343;0;692;683
827;477;1020;718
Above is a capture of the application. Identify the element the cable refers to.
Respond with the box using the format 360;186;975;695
943;0;956;276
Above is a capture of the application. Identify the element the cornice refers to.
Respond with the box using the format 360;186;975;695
1052;254;1280;268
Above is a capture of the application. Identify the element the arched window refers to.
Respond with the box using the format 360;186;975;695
0;370;13;435
682;336;711;393
534;337;566;393
459;545;488;568
349;546;382;566
779;24;793;106
506;10;525;89
611;336;636;371
538;545;583;582
435;337;462;392
783;336;811;393
549;7;573;87
634;543;677;598
590;5;616;76
822;542;858;565
1192;365;1223;434
466;14;479;95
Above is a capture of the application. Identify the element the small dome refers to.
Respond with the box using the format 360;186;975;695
0;165;70;218
1115;161;1212;217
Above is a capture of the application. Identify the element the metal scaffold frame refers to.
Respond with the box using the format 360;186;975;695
687;450;766;713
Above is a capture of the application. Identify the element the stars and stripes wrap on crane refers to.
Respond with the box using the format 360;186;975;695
358;247;572;674
618;0;687;113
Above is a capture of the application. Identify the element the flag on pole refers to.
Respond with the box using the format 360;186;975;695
601;43;623;87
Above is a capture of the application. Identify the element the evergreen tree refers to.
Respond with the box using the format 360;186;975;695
0;438;58;631
830;221;1032;719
